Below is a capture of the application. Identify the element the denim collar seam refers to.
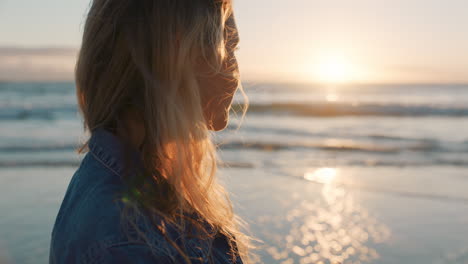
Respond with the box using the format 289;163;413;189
89;145;123;178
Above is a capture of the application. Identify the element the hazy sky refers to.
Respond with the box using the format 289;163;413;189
1;0;467;83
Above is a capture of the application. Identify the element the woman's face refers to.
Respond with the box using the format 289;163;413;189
197;14;240;132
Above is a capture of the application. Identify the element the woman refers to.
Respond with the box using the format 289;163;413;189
49;0;252;263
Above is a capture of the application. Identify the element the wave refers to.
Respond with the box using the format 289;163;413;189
217;140;453;153
295;174;468;204
2;102;468;121
0;138;462;154
0;160;255;169
0;106;77;120
0;144;77;152
234;102;468;117
0;82;75;95
0;160;81;168
1;158;468;169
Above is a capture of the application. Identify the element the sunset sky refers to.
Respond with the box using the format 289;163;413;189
1;0;467;83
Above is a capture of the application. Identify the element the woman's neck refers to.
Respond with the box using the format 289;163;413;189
118;107;146;151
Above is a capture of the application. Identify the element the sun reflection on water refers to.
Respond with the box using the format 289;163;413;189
258;167;391;264
304;168;339;184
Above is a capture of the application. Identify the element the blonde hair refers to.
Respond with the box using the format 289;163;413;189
75;0;252;263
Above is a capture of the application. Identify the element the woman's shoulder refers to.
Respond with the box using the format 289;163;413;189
51;152;242;263
50;153;169;262
52;152;126;228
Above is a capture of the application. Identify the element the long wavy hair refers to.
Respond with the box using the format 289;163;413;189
75;0;252;263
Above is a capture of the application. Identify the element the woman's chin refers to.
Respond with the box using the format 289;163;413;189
209;115;229;132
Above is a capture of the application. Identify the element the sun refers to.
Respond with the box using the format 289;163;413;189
310;55;356;84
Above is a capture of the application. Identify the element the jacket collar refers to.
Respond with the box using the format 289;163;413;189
88;127;144;179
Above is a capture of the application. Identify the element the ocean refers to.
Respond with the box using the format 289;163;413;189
1;82;468;263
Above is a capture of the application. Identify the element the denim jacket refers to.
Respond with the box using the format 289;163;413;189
49;127;243;264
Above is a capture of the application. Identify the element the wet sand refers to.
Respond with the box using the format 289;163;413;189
1;166;468;263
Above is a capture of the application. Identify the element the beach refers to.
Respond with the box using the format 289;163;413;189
1;82;468;263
